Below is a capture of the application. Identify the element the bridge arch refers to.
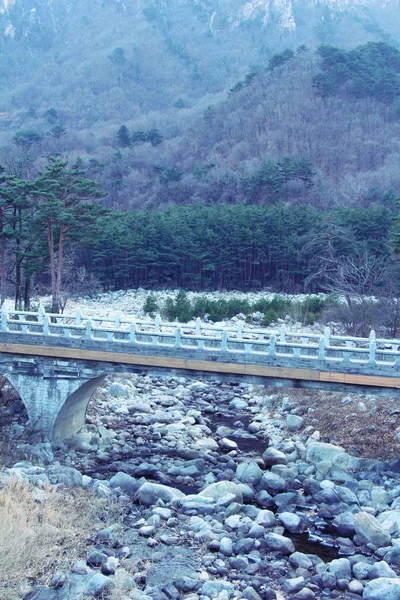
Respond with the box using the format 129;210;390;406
52;375;106;441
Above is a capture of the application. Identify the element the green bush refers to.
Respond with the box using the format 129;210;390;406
143;293;158;316
192;297;251;322
164;290;192;322
262;308;279;326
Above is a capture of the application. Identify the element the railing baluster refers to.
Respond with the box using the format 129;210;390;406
318;337;325;360
154;314;161;333
1;311;7;333
269;334;276;357
368;339;377;367
43;315;50;336
221;330;228;352
174;327;181;349
38;304;45;324
85;319;92;340
195;317;201;336
129;324;136;343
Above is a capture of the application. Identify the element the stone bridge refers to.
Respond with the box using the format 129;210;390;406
0;307;399;441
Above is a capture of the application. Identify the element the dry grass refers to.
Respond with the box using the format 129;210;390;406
262;387;400;460
0;477;100;600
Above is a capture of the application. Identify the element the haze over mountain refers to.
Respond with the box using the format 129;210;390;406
0;0;400;208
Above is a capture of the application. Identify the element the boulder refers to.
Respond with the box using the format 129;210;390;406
236;462;263;486
198;481;243;503
265;532;295;554
45;466;82;486
364;578;400;600
354;512;392;548
136;482;185;506
109;472;139;495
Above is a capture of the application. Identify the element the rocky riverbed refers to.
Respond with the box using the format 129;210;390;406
2;375;400;600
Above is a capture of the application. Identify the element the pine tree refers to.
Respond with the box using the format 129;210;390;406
117;125;131;148
32;157;106;313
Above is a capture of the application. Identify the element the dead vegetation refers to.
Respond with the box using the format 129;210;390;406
268;388;400;461
0;477;101;600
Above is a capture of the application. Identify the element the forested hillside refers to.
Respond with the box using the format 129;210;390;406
0;0;400;208
1;0;400;312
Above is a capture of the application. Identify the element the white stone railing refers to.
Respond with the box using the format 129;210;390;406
1;307;400;369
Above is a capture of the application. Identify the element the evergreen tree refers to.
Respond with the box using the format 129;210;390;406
117;125;131;148
32;157;106;313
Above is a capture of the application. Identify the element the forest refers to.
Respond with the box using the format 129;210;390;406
1;0;400;326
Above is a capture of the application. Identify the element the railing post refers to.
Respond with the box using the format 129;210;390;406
174;327;181;349
154;314;161;333
269;334;276;357
129;324;136;344
85;319;92;340
279;324;286;343
221;330;228;352
237;321;243;340
368;331;377;366
324;326;330;347
318;337;325;360
37;304;45;324
75;310;82;325
1;310;7;333
43;315;50;336
195;317;201;336
114;314;121;328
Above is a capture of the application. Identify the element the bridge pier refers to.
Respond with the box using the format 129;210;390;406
5;370;105;441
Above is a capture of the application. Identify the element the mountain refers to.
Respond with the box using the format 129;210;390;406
0;0;399;208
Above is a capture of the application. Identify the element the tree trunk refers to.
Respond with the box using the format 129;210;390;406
47;217;59;313
24;275;31;311
0;234;5;307
53;222;65;314
14;258;23;311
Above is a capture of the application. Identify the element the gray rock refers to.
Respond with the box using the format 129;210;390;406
201;580;235;597
236;462;263;486
255;509;275;528
289;552;313;570
265;532;295;554
368;561;397;579
278;512;301;533
282;576;305;594
262;447;288;466
45;466;82;486
220;537;233;556
109;472;139;495
101;556;119;575
84;573;114;597
286;415;304;431
136;482;185;506
198;481;243;503
364;578;400;600
87;550;107;568
174;576;198;593
354;512;392;548
328;558;352;580
384;547;400;566
242;586;263;600
261;472;288;493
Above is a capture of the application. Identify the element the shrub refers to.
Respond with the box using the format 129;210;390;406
164;290;192;322
143;293;158;316
262;308;279;326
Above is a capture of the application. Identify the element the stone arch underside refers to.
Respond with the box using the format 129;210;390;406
52;375;106;441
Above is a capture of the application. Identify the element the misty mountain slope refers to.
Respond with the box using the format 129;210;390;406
0;0;399;208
